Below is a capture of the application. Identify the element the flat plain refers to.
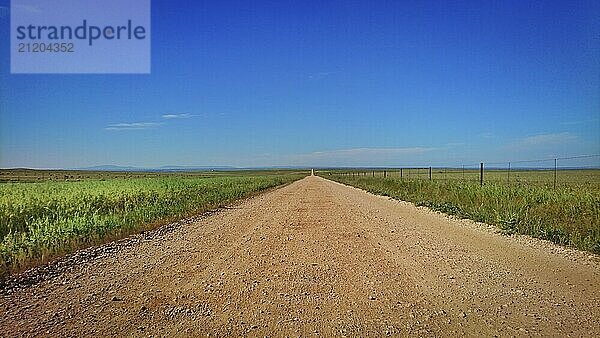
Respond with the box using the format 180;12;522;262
1;176;598;336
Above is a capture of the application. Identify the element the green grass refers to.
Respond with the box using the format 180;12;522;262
321;172;600;254
332;169;600;188
0;168;308;183
0;172;306;279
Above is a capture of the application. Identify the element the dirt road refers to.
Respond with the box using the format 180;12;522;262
1;176;599;336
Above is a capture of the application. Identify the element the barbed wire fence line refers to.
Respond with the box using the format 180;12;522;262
325;154;600;189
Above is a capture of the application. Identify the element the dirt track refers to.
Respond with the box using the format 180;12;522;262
1;176;599;336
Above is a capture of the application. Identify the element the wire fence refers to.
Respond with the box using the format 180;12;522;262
324;154;600;189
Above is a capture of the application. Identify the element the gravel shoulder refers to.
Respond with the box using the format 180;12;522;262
1;176;599;336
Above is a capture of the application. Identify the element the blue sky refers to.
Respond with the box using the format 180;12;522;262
1;0;599;168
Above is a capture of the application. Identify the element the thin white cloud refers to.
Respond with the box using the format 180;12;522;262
105;113;198;131
161;113;195;119
560;118;599;126
520;132;577;146
105;122;163;131
478;132;494;139
308;147;433;156
445;142;465;147
308;72;336;79
506;132;578;150
287;147;436;166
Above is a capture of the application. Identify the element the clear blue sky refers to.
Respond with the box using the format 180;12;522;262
1;0;599;168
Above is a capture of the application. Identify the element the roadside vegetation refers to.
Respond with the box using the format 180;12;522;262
322;171;600;254
0;171;306;279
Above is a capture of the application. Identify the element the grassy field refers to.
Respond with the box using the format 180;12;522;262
0;168;306;183
0;170;307;279
321;170;600;254
330;168;600;188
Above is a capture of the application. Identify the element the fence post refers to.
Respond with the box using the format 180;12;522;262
400;168;403;179
554;158;557;189
429;166;432;180
480;163;484;186
462;165;465;181
508;162;511;185
384;170;387;178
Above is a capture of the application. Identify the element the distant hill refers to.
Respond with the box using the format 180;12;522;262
77;165;142;171
158;165;236;171
1;165;312;172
